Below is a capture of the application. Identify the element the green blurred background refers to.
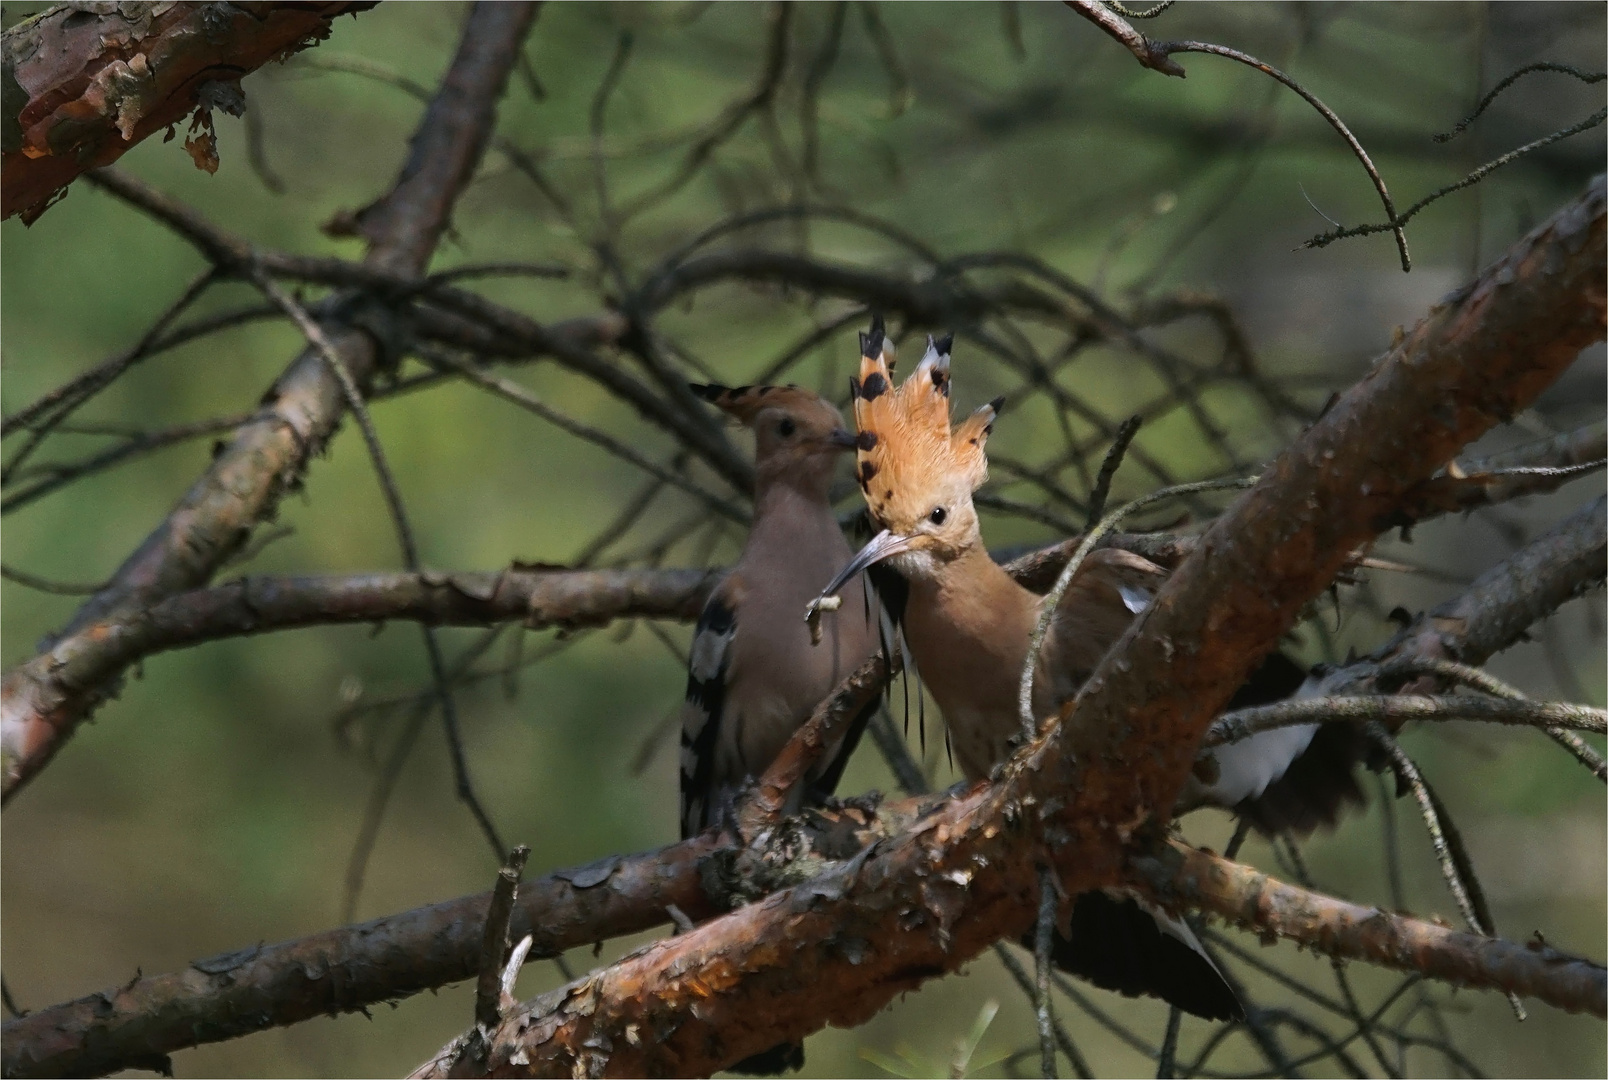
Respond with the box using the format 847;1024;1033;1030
2;2;1604;1076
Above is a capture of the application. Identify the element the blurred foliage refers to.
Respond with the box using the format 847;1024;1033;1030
1;2;1604;1076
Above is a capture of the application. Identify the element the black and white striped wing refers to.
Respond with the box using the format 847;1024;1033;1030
679;588;739;838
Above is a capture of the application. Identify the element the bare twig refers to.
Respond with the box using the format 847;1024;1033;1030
417;346;748;524
253;272;507;860
1433;62;1607;143
3;412;258;516
1204;695;1606;745
1084;414;1142;528
1;269;218;483
1306;109;1607;253
616;3;793;222
1155;1006;1181;1079
475;845;532;1032
1366;727;1498;946
0;567;106;596
1034;866;1060;1079
1062;1;1412;268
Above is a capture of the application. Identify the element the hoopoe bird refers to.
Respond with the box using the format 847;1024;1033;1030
813;319;1364;1021
678;382;886;1076
678;383;883;839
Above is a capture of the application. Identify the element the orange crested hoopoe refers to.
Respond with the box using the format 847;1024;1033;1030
813;320;1365;1021
678;383;884;840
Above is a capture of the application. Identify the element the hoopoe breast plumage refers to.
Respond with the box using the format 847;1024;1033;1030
678;382;881;839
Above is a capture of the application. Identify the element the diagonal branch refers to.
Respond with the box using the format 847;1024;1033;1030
408;174;1606;1079
1133;841;1606;1017
1062;0;1411;268
0;567;717;770
0;1;538;804
1382;494;1607;671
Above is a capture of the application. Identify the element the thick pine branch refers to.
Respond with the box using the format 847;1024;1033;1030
404;177;1604;1078
6;471;1603;1077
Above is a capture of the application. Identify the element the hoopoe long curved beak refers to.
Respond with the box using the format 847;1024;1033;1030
806;528;914;620
825;427;859;450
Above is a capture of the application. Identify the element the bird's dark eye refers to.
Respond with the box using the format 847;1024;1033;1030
778;418;796;437
929;507;947;525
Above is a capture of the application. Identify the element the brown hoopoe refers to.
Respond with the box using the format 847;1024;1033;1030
813;319;1365;1021
678;383;883;840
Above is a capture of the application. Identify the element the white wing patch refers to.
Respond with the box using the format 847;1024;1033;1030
1198;670;1326;805
680;589;739;838
1118;584;1152;614
688;620;735;684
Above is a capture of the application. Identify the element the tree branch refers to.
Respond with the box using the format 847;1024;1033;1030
1204;695;1606;747
1382;494;1607;671
0;2;537;804
409;177;1606;1077
0;567;716;804
1136;841;1606;1018
0;527;1202;811
1393;422;1605;525
2;2;376;222
0;835;728;1079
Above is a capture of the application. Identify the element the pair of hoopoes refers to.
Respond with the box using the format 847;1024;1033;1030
677;316;1366;1029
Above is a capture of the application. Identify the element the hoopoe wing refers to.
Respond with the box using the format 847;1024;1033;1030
1035;890;1243;1021
1045;552;1367;833
1199;653;1370;835
1039;547;1168;707
679;575;742;838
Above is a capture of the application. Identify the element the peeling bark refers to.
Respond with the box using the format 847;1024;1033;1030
4;176;1602;1080
410;179;1606;1077
2;1;375;222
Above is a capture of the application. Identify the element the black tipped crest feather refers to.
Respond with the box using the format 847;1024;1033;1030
859;313;887;360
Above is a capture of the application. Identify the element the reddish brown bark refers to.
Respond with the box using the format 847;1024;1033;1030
9;476;1603;1080
411;179;1606;1077
2;1;374;221
1049;174;1605;848
5;183;1602;1076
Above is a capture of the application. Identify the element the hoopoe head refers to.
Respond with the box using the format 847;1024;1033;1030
690;382;857;494
822;317;1000;587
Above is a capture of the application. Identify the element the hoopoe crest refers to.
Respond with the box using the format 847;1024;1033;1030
689;382;859;481
836;317;1001;580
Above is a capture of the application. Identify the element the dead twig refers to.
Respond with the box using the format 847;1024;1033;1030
475;845;532;1033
